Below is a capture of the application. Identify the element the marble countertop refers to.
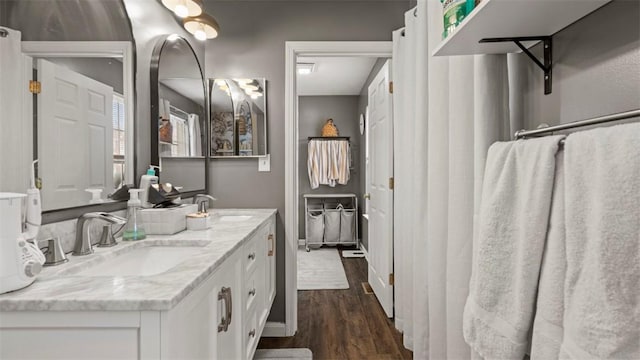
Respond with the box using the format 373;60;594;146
0;209;277;312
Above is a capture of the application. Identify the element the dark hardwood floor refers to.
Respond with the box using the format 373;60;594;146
258;247;412;360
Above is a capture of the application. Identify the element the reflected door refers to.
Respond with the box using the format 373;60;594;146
38;59;114;210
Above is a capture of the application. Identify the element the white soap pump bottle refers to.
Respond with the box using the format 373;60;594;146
139;165;159;208
123;189;146;241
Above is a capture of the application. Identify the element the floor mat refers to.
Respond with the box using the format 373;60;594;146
297;247;349;290
342;250;365;258
254;348;313;360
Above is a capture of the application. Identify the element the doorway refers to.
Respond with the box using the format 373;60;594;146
282;41;393;337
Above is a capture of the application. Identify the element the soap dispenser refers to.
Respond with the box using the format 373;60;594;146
123;189;146;241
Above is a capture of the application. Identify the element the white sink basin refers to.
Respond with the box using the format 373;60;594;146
78;246;202;277
218;215;252;222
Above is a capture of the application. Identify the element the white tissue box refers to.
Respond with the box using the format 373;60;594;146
139;204;198;235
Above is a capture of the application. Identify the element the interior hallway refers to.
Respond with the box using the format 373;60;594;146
259;248;412;360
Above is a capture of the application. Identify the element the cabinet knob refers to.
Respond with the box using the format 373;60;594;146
249;329;256;338
248;252;256;260
249;288;256;297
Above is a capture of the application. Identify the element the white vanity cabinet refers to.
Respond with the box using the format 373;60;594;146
0;213;277;360
161;250;243;360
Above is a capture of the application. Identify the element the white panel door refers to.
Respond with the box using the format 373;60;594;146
38;59;113;210
367;60;394;318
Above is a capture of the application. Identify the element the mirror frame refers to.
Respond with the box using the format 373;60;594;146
149;34;208;197
21;41;136;223
209;78;269;159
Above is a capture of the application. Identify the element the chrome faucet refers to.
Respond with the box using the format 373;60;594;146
193;194;217;213
73;212;126;256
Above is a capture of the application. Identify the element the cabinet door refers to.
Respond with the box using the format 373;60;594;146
216;252;243;360
163;251;242;360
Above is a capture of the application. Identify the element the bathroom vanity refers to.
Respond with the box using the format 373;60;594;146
0;209;277;360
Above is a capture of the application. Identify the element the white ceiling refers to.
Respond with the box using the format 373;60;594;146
296;56;378;96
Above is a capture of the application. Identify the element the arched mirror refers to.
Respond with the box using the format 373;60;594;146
150;35;207;193
210;78;267;157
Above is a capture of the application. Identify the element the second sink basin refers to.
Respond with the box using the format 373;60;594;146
78;246;203;277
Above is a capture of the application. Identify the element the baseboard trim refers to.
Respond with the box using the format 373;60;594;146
261;321;287;337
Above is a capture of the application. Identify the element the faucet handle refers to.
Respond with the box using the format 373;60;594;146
43;237;68;266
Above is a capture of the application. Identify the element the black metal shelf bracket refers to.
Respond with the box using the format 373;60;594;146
479;36;553;95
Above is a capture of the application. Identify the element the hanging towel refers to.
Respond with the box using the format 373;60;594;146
463;135;565;359
337;140;351;185
530;151;566;360
560;123;640;359
308;141;320;189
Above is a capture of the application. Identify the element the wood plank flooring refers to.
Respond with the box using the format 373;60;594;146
258;248;412;360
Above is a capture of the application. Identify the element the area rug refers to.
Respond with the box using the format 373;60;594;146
254;348;313;360
297;247;349;290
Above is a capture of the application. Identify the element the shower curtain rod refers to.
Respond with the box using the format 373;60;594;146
514;109;640;139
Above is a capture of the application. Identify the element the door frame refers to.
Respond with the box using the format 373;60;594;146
21;41;136;188
283;41;393;336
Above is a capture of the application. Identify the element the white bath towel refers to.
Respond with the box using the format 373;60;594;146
463;135;565;359
530;151;566;360
560;123;640;359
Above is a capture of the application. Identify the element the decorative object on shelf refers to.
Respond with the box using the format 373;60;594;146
183;13;220;40
441;0;476;39
159;119;173;144
321;118;339;137
161;0;203;18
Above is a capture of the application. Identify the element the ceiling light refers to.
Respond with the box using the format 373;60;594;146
234;78;253;85
240;80;259;91
183;13;220;40
167;34;180;41
297;63;315;75
161;0;203;18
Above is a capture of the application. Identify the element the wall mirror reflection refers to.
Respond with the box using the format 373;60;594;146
152;36;206;161
0;39;135;212
210;78;267;157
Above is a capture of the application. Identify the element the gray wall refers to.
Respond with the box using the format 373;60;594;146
518;0;640;130
356;57;388;250
203;0;411;322
298;96;361;239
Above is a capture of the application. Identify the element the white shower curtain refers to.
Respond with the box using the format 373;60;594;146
393;1;523;358
187;113;202;156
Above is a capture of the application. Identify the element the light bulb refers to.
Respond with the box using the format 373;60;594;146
174;4;189;18
251;94;259;100
194;29;207;41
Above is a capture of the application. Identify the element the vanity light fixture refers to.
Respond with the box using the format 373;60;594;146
297;63;316;75
161;0;203;18
183;13;220;40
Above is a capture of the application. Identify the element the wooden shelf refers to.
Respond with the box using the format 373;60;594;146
433;0;611;56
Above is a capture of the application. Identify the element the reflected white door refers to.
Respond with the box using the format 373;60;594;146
367;60;394;317
38;59;113;210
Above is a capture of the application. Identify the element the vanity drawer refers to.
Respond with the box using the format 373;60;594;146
244;309;259;360
243;237;259;274
245;266;263;312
